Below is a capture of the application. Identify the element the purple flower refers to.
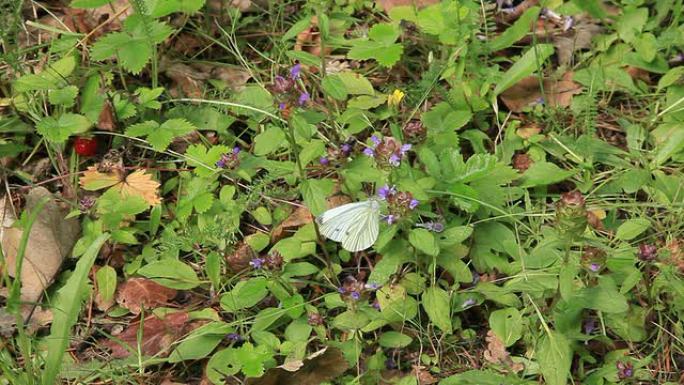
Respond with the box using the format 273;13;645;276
319;156;329;166
400;143;412;155
350;291;361;300
372;301;381;310
226;333;242;342
409;199;419;209
416;222;444;232
389;154;401;167
337;287;347;294
215;158;226;168
278;102;286;110
589;263;601;272
79;196;96;211
377;184;395;200
370;135;381;146
365;282;380;290
471;271;480;285
249;257;265;269
298;92;310;105
462;298;476;308
383;214;396;225
341;143;352;155
232;146;241;154
290;63;301;79
363;147;375;157
583;318;596;334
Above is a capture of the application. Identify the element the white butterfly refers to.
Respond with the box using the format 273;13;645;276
316;199;381;252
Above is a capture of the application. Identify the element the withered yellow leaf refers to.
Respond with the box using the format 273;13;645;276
79;167;161;206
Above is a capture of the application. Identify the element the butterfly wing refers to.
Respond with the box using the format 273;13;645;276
317;200;380;252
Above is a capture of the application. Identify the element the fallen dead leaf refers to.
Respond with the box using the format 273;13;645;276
161;58;251;98
80;167;161;206
104;311;193;358
375;0;439;13
483;330;524;373
412;365;438;385
1;188;81;316
116;277;178;314
552;18;603;67
246;346;349;385
500;74;582;112
295;16;332;57
226;242;256;272
97;101;116;131
271;206;313;242
516;124;542;139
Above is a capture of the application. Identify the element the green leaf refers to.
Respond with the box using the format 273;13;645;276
185;144;229;177
95;265;117;303
493;44;555;96
236;343;272;378
379;331;413;348
48;86;79;107
126;119;196;152
571;0;606;19
168;322;231;363
336;72;374;95
658;66;684;91
536;331;572;385
220;277;269;312
321;75;349;100
489;7;541;51
576;277;629;313
422;287;452;334
333;310;370;330
148;0;206;17
282;16;312;41
298;139;326;166
519;162;575;187
43;234;109;385
252;207;272;225
489;308;522;347
91;32;151;74
36;113;91;144
254;126;286;156
409;228;439;257
71;0;113;7
137;259;201;289
14;55;76;92
368;23;400;44
300;179;334;216
652;123;684;166
615;218;650;241
206;348;241;383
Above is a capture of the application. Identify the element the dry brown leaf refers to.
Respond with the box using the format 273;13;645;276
104;312;193;358
375;0;439;13
412;365;438;384
79;167;161;206
500;75;582;112
1;188;80;315
516;124;542;139
294;16;332;57
162;59;251;98
552;18;602;67
246;346;349;385
483;330;524;373
97;101;116;131
225;242;256;272
115;277;177;314
271;206;313;242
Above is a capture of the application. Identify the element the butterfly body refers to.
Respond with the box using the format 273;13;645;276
316;199;380;252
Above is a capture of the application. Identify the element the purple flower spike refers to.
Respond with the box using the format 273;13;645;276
341;143;352;155
249;257;265;269
389;154;401;166
400;144;412;155
298;92;310;106
370;135;381;146
589;263;601;272
278;102;286;110
363;148;375;157
337;287;347;294
377;185;395;200
384;214;396;225
350;291;361;300
290;63;301;79
409;199;419;209
226;333;242;342
215;159;226;168
319;156;329;166
232;146;241;154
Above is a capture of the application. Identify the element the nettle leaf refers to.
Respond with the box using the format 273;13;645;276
36;113;91;144
300;179;334;216
126;118;196;151
422;286;452;334
489;308;523;347
254;126;286;156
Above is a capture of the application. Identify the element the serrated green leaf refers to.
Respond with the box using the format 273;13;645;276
36;113;91;143
48;86;79;107
254;126;286;156
300;179;334;215
148;0;206;17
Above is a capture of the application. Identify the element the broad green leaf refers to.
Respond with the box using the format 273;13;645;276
658;66;684;91
235;343;272;378
489;308;522;347
95;265;117;303
519;162;575;187
493;44;555;95
409;228;439;256
148;0;206;17
206;348;241;383
71;0;112;7
576;277;629;313
489;7;541;51
43;234;109;385
321;75;349;100
422;286;452;334
298;139;326;166
336;72;374;95
36;113;91;144
220;277;269;312
615;218;650;241
254;126;286;156
282;16;312;41
48;86;79;107
14;55;76;92
571;0;606;19
652;123;684;165
333;310;370;330
137;259;201;289
168;322;232;363
379;331;412;348
536;331;572;385
300;179;334;216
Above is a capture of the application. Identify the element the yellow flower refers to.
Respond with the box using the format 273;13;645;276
387;89;405;108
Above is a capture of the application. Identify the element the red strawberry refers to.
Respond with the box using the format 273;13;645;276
73;137;98;156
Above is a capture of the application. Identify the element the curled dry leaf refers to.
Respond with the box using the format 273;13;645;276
271;206;313;242
246;346;349;385
295;16;332;57
552;18;603;67
104;311;193;358
500;75;582;112
97;101;116;131
225;242;256;272
80;166;161;206
116;277;178;314
0;188;80;313
412;365;438;385
483;330;524;373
